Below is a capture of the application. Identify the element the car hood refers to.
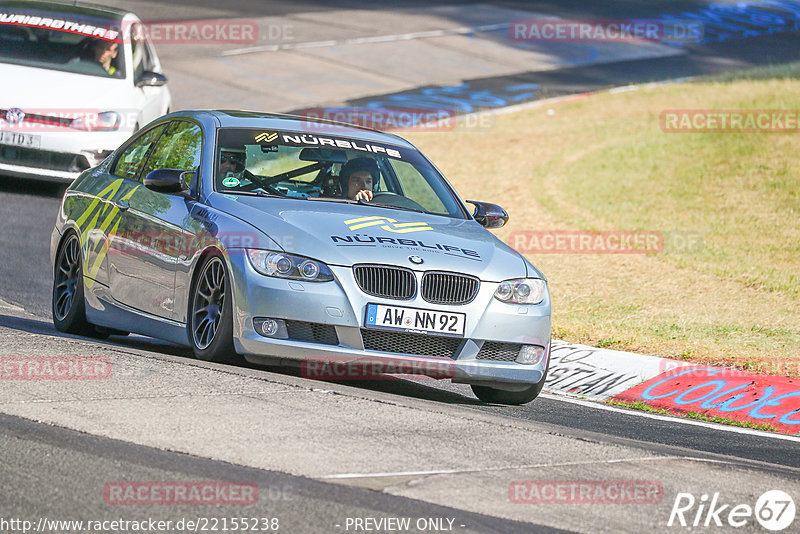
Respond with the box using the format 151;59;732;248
209;194;529;281
0;63;130;110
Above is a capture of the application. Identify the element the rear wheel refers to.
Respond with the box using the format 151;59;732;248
471;364;548;405
189;254;240;364
52;232;103;337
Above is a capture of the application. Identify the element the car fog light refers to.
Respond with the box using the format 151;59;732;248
262;319;279;336
254;317;288;339
517;345;546;365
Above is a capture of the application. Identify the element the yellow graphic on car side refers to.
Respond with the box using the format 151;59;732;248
344;216;433;233
73;178;137;288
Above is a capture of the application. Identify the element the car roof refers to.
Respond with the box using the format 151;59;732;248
182;110;416;149
2;1;129;20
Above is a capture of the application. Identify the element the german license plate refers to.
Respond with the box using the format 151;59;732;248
365;303;465;337
0;131;40;149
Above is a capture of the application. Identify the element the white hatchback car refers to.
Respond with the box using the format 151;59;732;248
0;1;171;182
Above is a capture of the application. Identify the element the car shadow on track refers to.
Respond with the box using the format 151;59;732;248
0;176;68;198
264;359;483;405
0;313;481;405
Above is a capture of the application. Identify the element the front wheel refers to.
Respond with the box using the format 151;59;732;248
189;254;241;364
471;365;548;405
52;232;106;338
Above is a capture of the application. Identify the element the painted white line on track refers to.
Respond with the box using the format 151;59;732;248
541;392;800;442
0;298;27;314
321;456;731;480
221;22;512;56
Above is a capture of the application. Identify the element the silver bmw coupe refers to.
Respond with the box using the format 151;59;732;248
50;110;551;404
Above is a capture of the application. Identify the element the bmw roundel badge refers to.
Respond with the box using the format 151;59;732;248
409;255;423;265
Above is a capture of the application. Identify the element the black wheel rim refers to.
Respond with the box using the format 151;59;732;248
54;235;81;321
192;257;226;350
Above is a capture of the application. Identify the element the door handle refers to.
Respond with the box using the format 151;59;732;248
115;200;130;211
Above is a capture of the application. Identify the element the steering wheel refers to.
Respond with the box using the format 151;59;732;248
370;192;427;212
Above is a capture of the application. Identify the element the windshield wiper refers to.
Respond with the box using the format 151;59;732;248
306;197;426;213
307;197;359;204
368;202;425;213
218;190;282;198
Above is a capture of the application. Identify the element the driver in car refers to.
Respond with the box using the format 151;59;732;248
88;39;120;76
338;157;380;202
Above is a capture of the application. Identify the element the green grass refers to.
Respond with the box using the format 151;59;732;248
684;411;781;433
407;64;800;374
607;400;783;433
606;399;671;415
706;61;800;82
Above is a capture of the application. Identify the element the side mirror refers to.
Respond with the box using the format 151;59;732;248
136;71;168;87
144;169;192;194
466;200;509;229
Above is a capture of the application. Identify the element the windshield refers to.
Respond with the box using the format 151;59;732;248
0;10;124;78
215;128;467;218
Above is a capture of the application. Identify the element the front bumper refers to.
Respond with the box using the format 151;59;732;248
0;129;130;182
228;252;551;389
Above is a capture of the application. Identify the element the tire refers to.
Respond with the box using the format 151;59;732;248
471;363;549;405
188;254;241;364
52;232;104;337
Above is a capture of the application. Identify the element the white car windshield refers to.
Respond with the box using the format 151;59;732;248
215;127;468;218
0;11;124;78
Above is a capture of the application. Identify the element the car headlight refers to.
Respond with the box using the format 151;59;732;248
494;278;547;304
246;250;334;282
70;111;121;132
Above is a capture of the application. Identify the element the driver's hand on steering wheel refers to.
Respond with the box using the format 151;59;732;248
354;189;373;202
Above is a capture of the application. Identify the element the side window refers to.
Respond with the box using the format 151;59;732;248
111;124;167;180
139;121;202;183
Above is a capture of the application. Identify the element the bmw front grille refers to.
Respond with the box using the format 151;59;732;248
421;271;480;305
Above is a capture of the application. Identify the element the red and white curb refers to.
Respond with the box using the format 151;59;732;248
546;341;800;435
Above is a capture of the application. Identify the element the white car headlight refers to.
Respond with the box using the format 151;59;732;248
246;250;334;282
494;278;547;304
70;111;122;132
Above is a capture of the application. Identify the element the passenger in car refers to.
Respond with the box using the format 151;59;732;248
218;147;247;178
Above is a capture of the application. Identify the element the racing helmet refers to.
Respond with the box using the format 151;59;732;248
219;146;246;173
337;157;380;195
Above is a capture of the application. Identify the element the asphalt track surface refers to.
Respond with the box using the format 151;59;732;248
1;412;553;534
3;1;800;532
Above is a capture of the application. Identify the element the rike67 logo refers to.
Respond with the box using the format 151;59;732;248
668;490;795;531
